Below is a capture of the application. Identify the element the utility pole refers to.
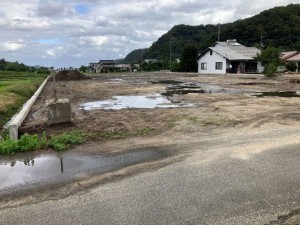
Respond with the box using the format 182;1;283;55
140;49;143;72
169;36;174;71
260;34;264;49
218;19;221;42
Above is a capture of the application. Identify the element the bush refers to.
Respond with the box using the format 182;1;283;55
0;130;87;155
48;130;86;151
264;63;278;77
286;62;297;72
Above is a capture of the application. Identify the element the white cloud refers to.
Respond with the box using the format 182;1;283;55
46;50;56;56
0;0;297;67
79;36;108;47
0;41;25;52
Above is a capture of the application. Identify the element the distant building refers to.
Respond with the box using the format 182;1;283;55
280;51;300;72
197;39;263;74
99;60;115;67
89;60;115;73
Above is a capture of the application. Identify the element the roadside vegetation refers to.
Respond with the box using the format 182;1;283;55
0;127;155;155
0;70;48;127
0;130;88;154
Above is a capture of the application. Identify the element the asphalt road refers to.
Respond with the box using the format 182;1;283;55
1;127;300;225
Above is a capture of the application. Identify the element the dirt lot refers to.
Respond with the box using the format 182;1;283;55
21;72;300;143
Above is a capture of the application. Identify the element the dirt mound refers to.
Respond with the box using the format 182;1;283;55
54;70;90;81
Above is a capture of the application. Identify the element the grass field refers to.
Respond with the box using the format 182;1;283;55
0;71;48;128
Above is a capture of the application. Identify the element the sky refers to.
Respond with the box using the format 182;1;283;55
0;0;298;68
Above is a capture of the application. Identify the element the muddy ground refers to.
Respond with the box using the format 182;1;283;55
4;72;300;224
21;72;300;142
21;73;300;137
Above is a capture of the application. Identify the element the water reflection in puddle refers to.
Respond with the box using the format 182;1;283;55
253;91;300;98
105;78;125;83
162;83;246;96
0;150;170;190
80;94;193;110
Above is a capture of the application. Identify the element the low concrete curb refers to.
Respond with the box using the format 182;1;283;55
9;76;49;140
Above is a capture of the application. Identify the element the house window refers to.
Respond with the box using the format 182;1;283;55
201;63;207;70
215;62;223;70
210;50;213;55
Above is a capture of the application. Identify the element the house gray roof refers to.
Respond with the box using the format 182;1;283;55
199;40;261;61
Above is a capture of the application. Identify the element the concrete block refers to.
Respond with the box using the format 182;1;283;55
47;98;71;125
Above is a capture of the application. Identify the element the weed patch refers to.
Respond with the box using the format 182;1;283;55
0;129;89;155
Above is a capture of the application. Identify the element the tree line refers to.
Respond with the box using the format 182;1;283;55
0;59;50;74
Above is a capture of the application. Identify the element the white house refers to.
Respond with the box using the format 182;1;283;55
197;39;263;74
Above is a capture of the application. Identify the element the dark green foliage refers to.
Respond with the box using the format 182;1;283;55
125;4;300;65
123;48;148;64
48;130;86;151
179;44;198;72
79;65;88;72
5;62;28;72
36;67;50;74
142;60;168;71
265;63;278;77
0;58;6;70
286;62;297;72
0;130;87;155
256;47;282;76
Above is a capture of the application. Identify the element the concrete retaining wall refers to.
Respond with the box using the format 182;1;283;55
9;77;49;140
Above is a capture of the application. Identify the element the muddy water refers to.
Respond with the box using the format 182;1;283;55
253;91;300;98
162;83;247;96
0;150;170;190
80;94;193;110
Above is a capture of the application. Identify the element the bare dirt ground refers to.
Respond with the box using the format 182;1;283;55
5;72;300;224
21;72;300;142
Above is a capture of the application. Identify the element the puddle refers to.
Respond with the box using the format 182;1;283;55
253;91;300;98
290;79;300;84
233;82;266;86
0;150;170;190
162;83;246;96
149;80;183;85
240;77;257;80
105;78;125;83
80;94;193;110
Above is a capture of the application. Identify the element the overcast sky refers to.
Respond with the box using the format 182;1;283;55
0;0;297;68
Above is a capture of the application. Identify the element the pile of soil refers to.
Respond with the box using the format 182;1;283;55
54;70;90;81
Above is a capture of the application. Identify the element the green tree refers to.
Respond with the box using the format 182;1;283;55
256;47;282;77
179;44;198;72
5;62;28;72
0;58;7;70
286;62;297;72
79;65;88;72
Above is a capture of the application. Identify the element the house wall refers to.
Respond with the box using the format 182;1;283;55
198;50;226;74
257;61;264;73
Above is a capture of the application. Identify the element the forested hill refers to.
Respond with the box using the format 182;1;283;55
124;4;300;63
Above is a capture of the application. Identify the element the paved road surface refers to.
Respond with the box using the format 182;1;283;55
1;127;300;224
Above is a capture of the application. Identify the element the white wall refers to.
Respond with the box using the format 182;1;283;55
257;61;264;73
198;50;226;74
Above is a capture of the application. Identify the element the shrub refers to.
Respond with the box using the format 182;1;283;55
48;130;86;151
0;130;87;155
286;62;297;72
264;63;278;77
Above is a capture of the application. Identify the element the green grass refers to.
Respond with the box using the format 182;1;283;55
98;127;155;139
0;126;155;155
0;71;47;127
0;130;88;155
